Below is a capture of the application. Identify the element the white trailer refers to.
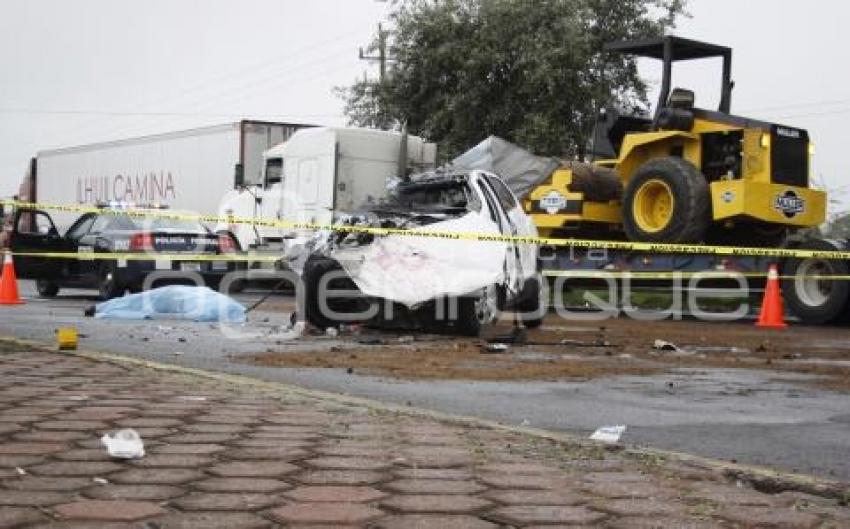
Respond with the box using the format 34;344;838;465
216;127;438;251
19;120;310;230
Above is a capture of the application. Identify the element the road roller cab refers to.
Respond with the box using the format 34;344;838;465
529;36;826;246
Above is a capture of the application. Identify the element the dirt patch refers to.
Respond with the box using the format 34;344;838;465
533;317;850;392
241;316;850;389
245;336;659;381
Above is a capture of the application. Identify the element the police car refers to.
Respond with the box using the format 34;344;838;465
2;203;240;299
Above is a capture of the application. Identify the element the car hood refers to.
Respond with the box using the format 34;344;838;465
329;212;507;307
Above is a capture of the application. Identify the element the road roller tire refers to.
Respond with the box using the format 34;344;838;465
622;157;710;244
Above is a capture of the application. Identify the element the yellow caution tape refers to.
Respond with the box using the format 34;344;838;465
543;270;850;281
3;199;850;261
10;251;282;263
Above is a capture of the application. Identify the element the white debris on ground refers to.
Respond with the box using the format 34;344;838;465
590;425;627;444
101;428;145;459
653;339;681;352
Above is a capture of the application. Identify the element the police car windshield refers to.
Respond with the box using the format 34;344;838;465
91;213;206;233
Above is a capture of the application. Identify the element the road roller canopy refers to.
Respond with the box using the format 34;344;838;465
605;35;734;115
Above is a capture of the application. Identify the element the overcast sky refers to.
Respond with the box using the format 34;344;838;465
1;0;848;210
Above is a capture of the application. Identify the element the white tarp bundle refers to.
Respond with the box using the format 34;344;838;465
94;286;246;323
451;136;560;200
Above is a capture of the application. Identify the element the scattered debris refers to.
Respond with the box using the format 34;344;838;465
15;467;26;475
482;343;510;354
325;327;340;338
590;425;627;444
653;339;680;352
94;286;246;323
397;335;415;344
692;346;751;355
92;477;109;485
489;327;527;344
101;429;145;459
273;321;306;341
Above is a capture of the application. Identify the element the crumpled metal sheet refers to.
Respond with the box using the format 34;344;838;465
451;136;560;201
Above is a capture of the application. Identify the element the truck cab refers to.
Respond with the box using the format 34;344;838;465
216;127;437;253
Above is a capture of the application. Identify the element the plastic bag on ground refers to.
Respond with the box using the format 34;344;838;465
94;286;246;323
101;428;145;459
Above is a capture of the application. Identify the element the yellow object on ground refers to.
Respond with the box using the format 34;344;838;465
57;328;78;350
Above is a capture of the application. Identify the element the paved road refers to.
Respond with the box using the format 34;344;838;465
2;281;849;482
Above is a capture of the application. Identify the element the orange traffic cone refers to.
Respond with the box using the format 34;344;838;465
0;250;24;305
756;264;786;329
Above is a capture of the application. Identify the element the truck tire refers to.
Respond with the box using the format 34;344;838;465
781;239;850;325
36;280;60;298
622;157;710;243
98;262;125;300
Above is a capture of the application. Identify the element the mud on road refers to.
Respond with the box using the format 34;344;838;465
245;316;850;392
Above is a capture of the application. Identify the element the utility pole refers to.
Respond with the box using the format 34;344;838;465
359;23;390;84
358;23;396;130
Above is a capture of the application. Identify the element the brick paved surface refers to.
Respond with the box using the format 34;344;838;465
0;350;848;528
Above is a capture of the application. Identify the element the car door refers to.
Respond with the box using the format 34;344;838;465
8;209;65;280
484;173;538;281
475;173;523;297
62;213;99;279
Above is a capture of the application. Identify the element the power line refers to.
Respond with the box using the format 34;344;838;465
0;108;343;119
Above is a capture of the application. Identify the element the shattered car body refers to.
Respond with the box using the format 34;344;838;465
302;170;544;335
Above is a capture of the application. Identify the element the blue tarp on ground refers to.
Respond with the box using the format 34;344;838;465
95;286;246;323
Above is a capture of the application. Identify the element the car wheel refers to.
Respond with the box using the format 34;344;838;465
455;284;500;337
517;274;547;329
98;262;125;300
35;280;60;298
302;256;374;330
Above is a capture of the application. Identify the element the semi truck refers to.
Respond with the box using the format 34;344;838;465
215;127;438;252
17;120;311;231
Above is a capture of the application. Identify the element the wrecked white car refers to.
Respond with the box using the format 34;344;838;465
301;170;544;335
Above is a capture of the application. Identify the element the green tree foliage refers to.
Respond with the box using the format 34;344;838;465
339;0;687;159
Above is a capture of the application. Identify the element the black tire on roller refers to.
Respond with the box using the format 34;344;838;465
781;239;850;325
622;157;710;243
562;162;623;203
